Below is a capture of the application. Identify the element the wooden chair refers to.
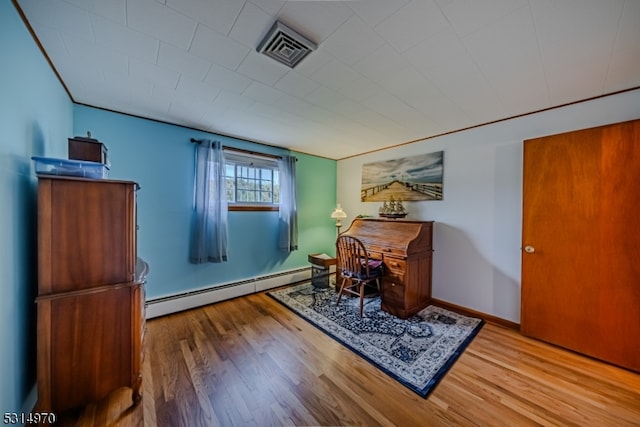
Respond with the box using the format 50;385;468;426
335;235;383;317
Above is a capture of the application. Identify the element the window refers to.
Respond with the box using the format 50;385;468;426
224;151;280;210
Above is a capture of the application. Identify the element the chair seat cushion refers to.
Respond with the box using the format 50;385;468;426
343;259;383;280
366;259;382;269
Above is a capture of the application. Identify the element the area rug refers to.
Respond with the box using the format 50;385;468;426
268;282;484;398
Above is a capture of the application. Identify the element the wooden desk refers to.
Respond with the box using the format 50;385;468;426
341;218;433;319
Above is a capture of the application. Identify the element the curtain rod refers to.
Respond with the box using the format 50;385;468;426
190;138;296;161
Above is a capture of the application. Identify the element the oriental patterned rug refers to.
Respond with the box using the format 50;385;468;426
268;282;484;398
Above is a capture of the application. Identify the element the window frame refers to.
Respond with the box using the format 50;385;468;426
223;150;280;212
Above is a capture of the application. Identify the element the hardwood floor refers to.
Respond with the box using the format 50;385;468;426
55;289;640;426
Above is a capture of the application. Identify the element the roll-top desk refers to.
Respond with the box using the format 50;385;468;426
341;218;433;319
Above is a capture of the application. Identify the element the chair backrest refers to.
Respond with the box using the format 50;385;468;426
336;235;374;279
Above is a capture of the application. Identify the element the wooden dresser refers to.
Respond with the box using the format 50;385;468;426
341;218;433;319
35;176;144;412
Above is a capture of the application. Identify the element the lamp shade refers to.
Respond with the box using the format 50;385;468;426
331;204;347;219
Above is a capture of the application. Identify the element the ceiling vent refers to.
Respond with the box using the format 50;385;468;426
257;21;317;68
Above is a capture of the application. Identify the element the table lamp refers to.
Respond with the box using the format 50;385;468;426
331;204;347;234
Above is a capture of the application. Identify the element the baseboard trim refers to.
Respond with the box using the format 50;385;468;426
431;298;520;330
145;267;311;319
145;273;521;329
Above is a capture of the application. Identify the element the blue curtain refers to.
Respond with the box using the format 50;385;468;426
189;139;229;263
278;154;298;252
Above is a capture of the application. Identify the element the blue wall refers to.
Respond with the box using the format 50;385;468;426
74;106;337;300
2;0;336;413
0;0;73;414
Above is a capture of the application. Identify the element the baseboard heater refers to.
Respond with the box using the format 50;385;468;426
145;266;311;319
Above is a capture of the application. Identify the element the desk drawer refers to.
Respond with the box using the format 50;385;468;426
384;257;405;273
384;269;405;286
384;257;405;284
368;244;406;258
382;279;405;304
366;250;383;261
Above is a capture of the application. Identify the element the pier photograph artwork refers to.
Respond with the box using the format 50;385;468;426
361;151;444;202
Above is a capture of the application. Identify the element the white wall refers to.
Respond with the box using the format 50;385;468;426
337;89;640;323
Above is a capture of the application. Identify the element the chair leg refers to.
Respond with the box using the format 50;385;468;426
336;277;347;304
359;282;365;317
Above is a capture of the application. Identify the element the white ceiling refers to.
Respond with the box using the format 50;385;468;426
15;0;640;160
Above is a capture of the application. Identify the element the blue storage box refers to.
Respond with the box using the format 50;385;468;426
32;156;109;179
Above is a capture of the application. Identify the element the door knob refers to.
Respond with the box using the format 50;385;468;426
524;245;535;253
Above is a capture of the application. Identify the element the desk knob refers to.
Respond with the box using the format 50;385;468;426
524;245;535;253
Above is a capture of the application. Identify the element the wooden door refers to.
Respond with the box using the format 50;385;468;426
521;119;640;372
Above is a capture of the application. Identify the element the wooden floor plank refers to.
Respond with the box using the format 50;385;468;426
52;290;640;426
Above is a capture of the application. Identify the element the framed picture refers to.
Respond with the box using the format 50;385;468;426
361;151;443;202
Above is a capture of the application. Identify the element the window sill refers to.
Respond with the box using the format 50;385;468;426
229;205;279;212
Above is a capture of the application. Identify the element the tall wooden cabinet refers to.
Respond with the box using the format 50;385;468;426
35;176;145;412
